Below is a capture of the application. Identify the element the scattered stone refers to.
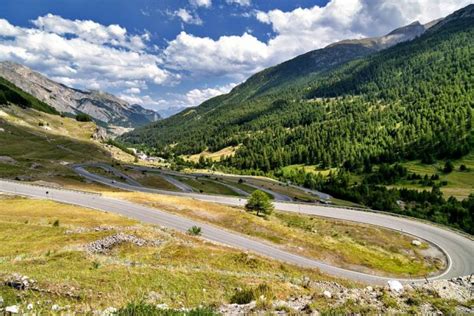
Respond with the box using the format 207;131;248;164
51;304;60;311
27;303;34;310
0;156;17;165
4;273;36;290
101;306;117;315
5;305;19;314
0;127;4;132
30;163;42;169
411;240;422;246
417;276;473;303
387;280;404;293
85;233;161;254
156;303;169;310
219;301;256;315
273;295;312;312
323;290;332;299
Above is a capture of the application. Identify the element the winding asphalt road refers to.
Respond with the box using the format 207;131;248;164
1;170;473;285
73;166;474;282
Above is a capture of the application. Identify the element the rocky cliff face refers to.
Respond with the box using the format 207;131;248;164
0;61;160;128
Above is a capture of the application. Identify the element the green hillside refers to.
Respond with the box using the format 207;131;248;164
122;5;473;172
0;77;59;115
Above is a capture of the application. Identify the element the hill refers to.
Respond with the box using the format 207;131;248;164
0;62;160;130
120;18;437;154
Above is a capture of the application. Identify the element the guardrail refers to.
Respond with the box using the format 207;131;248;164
0;178;102;196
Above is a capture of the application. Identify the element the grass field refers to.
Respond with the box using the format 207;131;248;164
110;192;444;278
183;146;238;163
397;154;474;200
0;194;347;313
175;176;241;196
0;106;114;184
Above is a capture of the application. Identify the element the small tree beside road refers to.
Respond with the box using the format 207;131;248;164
245;190;274;217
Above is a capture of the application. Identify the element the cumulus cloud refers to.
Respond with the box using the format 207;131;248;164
183;83;236;107
189;0;212;8
163;0;471;79
163;32;268;77
0;15;172;98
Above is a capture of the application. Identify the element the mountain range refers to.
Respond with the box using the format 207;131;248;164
0;61;160;129
121;4;473;172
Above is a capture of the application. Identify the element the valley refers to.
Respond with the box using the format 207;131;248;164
0;3;473;315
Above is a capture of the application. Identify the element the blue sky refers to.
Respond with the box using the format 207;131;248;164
0;0;471;116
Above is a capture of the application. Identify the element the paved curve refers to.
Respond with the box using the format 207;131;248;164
2;174;473;284
70;167;474;282
129;165;292;201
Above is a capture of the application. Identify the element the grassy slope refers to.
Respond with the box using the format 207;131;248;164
282;153;474;200
0;195;341;312
110;192;444;278
175;176;241;196
0;105;135;188
0;77;58;115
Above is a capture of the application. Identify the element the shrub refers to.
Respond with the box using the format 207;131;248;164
230;289;255;304
52;219;60;227
75;113;93;122
443;160;454;173
187;226;202;236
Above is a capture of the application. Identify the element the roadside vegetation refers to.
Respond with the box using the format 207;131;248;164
0;195;343;313
110;191;445;278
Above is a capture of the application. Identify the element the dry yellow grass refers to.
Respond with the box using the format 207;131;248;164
106;191;444;277
183;146;239;163
0;195;342;312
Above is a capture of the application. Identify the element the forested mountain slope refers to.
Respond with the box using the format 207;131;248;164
122;5;473;173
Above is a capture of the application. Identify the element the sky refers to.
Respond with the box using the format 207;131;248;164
0;0;472;116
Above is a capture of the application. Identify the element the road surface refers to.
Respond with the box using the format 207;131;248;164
1;177;473;285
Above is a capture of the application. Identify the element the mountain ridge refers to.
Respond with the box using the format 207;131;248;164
121;4;473;171
0;61;160;129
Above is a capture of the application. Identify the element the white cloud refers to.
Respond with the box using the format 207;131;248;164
226;0;251;6
0;15;172;96
183;83;236;107
163;31;269;77
31;14;148;51
189;0;212;8
172;8;203;25
163;0;471;80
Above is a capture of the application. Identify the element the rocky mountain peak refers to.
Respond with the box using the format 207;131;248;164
0;61;160;130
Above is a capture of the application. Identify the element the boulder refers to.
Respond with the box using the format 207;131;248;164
387;280;404;293
5;305;19;314
323;290;332;299
411;240;422;246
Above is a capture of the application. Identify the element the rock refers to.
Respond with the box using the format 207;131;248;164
93;127;108;141
387;280;404;293
323;290;332;299
156;303;169;310
5;305;19;314
0;127;4;132
101;307;117;315
417;276;473;303
4;273;36;290
85;233;161;254
411;240;422;246
0;156;17;165
51;304;60;311
27;303;34;310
